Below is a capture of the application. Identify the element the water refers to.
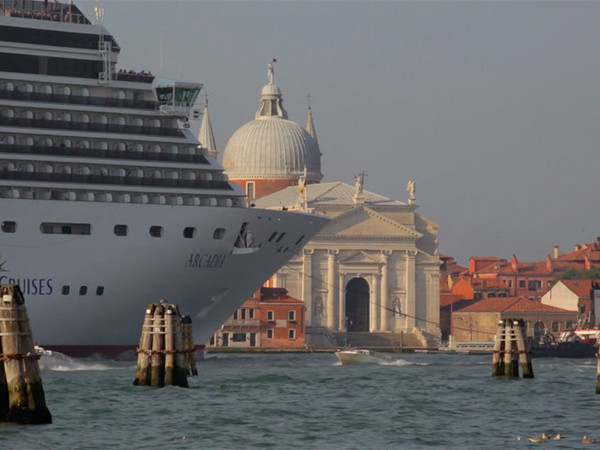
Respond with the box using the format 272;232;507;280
1;353;598;449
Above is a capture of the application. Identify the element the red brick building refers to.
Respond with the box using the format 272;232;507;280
209;287;306;349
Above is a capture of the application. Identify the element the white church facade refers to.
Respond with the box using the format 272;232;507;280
203;61;441;346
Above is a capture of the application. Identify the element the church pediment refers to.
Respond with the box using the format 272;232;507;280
319;206;422;239
338;251;382;265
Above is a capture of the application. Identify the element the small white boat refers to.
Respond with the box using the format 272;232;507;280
334;348;393;365
35;345;74;370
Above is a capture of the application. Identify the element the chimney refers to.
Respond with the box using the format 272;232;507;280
553;245;559;259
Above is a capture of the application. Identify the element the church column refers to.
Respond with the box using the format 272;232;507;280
405;250;417;330
338;272;345;331
427;272;441;333
302;249;314;325
379;250;391;331
326;250;338;329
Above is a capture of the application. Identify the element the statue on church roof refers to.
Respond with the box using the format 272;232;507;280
267;58;276;84
354;171;366;198
407;180;416;204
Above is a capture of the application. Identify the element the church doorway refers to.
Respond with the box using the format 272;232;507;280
345;277;370;332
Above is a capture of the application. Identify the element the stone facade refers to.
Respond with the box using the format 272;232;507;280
255;182;441;344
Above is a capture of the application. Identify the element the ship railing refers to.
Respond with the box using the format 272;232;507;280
114;72;155;84
0;117;184;138
0;144;210;165
0;89;157;110
0;0;90;24
0;170;234;191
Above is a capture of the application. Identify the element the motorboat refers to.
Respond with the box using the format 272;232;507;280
334;348;393;365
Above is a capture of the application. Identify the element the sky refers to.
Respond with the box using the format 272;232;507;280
78;0;600;266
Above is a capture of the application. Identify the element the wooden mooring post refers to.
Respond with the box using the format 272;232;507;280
133;300;196;388
491;318;533;379
0;284;52;424
181;315;198;376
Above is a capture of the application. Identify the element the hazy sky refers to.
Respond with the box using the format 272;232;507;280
79;0;600;265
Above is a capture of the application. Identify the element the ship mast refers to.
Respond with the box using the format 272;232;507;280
95;5;111;84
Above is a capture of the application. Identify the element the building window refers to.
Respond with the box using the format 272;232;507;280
249;309;255;319
519;280;526;289
183;227;196;239
580;305;586;314
149;226;163;237
551;321;559;332
232;310;238;320
1;221;16;233
79;286;87;295
222;333;229;346
288;310;296;322
114;224;127;236
232;333;246;342
547;281;553;289
528;280;541;291
246;182;255;201
288;329;296;339
267;329;274;339
241;309;247;320
488;293;496;298
267;310;274;321
213;228;225;239
505;280;513;288
96;286;104;296
474;293;483;300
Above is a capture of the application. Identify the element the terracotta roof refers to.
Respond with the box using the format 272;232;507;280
556;242;600;262
558;279;595;299
457;297;570;313
440;294;466;307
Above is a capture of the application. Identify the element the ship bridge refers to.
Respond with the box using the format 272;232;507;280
154;79;202;119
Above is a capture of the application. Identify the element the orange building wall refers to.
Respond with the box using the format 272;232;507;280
259;302;306;348
229;178;297;201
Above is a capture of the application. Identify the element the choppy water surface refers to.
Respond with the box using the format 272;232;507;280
1;353;599;449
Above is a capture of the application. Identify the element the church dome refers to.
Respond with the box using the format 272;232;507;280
223;117;321;180
222;62;323;183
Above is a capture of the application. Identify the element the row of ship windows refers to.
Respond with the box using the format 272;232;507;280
0;221;226;239
0;107;175;130
0;80;136;103
62;286;104;296
2;161;222;182
0;221;297;245
0;134;199;155
1;188;239;206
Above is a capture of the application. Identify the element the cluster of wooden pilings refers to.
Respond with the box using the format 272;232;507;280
491;318;534;379
0;284;52;424
133;300;197;388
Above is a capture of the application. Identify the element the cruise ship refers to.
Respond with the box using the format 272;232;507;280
0;1;329;356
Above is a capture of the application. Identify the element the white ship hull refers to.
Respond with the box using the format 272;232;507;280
1;199;327;354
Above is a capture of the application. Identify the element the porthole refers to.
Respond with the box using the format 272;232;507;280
183;227;196;239
213;228;225;239
96;286;104;296
149;226;163;238
61;286;70;295
79;286;87;295
114;224;128;236
1;221;16;233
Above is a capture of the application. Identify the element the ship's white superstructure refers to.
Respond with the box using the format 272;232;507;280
0;0;328;356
